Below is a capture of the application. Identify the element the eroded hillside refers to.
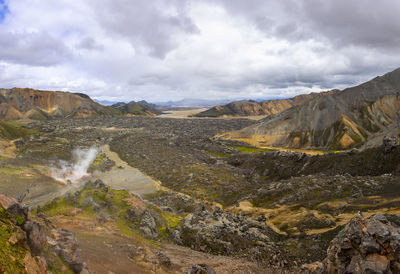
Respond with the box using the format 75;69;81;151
193;91;335;118
0;88;160;120
219;68;400;150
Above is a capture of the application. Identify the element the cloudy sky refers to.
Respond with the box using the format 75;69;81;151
0;0;399;102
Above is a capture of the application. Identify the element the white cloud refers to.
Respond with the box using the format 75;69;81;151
0;0;399;102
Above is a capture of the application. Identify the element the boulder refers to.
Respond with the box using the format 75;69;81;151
305;214;400;273
156;252;171;267
51;228;85;274
139;210;158;238
23;221;47;256
184;264;216;274
383;136;398;154
0;193;28;221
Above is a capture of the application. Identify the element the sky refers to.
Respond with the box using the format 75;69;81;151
0;0;400;102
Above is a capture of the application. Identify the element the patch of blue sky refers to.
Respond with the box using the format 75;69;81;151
0;0;9;23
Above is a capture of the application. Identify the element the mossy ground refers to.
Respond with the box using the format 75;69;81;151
40;182;182;245
0;121;37;140
228;145;271;154
0;208;27;273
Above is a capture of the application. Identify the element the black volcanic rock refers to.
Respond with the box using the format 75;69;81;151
303;214;400;273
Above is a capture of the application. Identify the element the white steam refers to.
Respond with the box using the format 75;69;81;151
51;147;98;184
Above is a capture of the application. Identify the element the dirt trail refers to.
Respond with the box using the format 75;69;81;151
50;211;265;274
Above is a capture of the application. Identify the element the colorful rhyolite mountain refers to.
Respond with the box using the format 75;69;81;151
0;88;160;119
218;68;400;150
193;91;335;117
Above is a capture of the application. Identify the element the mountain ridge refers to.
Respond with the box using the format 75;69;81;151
193;91;336;117
218;68;400;150
0;88;160;119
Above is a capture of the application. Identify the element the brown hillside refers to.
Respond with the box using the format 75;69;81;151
218;68;400;150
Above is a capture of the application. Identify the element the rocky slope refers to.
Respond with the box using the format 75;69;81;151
193;91;335;117
219;68;400;150
0;88;160;120
0;193;86;273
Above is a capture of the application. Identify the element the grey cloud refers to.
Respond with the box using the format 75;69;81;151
76;36;104;51
93;0;199;58
302;0;400;49
1;0;400;102
211;0;400;50
0;30;71;66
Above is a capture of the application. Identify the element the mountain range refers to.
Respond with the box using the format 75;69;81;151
193;91;336;117
218;68;400;150
0;88;160;119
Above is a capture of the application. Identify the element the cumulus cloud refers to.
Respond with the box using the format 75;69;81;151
0;0;399;101
93;0;199;58
0;30;71;66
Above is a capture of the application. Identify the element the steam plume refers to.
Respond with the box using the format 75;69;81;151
51;147;98;184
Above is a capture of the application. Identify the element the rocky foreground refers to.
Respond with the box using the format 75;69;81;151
3;187;400;273
303;214;400;273
0;117;399;273
0;193;87;273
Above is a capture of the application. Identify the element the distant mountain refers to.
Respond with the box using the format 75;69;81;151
156;98;231;108
193;91;335;117
93;99;118;106
110;101;161;116
0;88;160;120
218;68;400;150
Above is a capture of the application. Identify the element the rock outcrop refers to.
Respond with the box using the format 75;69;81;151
179;205;285;266
303;214;400;273
0;193;86;273
184;264;217;274
219;68;400;150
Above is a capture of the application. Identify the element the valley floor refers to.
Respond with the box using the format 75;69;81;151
0;117;399;273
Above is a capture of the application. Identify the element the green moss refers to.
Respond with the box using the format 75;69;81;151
42;245;74;274
157;226;169;239
28;113;48;121
91;155;104;167
0;208;28;273
161;212;182;228
228;145;271;154
0;121;37;140
41;198;74;217
206;150;230;158
14;214;25;226
41;182;160;248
